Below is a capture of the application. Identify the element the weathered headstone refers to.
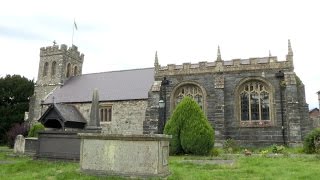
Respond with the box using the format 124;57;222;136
14;135;25;154
86;88;102;131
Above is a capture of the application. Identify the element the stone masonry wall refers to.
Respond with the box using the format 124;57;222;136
28;44;84;123
154;70;290;146
143;81;161;134
151;52;311;147
29;85;57;122
73;100;148;134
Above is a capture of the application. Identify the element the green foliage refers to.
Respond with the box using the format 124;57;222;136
223;138;240;153
303;128;320;154
164;96;214;155
2;146;320;179
0;75;34;144
271;144;285;154
0;149;126;180
163;117;183;154
170;155;320;179
210;148;221;157
28;123;45;137
260;149;269;157
6;123;29;148
295;74;303;86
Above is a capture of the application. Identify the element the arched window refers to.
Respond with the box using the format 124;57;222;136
51;61;56;76
73;66;78;76
66;63;71;78
173;84;203;109
43;62;49;76
239;81;270;121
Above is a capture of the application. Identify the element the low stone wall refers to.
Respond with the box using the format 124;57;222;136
78;133;171;178
25;137;38;155
36;131;82;161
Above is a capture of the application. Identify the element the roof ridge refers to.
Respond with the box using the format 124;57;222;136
81;67;154;77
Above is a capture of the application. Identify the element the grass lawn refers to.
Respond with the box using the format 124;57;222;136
1;146;320;180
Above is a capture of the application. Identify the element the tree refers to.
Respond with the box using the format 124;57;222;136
28;123;45;137
0;75;34;144
164;96;214;155
303;128;320;154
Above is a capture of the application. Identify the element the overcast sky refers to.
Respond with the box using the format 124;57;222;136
0;0;319;109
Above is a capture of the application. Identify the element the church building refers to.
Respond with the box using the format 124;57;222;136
27;40;312;147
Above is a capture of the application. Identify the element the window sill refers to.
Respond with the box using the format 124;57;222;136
101;121;112;124
240;120;273;128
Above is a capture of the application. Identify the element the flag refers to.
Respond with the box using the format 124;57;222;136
74;20;78;30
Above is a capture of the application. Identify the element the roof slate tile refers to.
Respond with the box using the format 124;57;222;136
44;68;154;104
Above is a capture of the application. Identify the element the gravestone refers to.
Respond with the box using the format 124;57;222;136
78;133;171;178
24;137;38;155
86;88;101;132
14;135;25;154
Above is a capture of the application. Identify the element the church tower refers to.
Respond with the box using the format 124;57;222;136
28;44;84;123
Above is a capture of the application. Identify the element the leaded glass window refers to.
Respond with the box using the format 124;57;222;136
174;84;203;109
239;81;270;121
100;106;112;122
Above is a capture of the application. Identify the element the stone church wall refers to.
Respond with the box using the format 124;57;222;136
156;70;310;147
28;44;84;123
29;85;58;123
150;50;312;146
157;71;282;146
223;71;284;146
72;100;148;134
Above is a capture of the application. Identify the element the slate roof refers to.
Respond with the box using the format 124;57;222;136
54;104;87;123
44;68;154;104
38;103;86;126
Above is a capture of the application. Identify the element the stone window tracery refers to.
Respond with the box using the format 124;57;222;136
100;106;112;122
174;84;203;109
239;81;270;121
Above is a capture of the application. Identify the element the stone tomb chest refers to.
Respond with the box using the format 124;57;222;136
78;133;171;178
36;131;81;160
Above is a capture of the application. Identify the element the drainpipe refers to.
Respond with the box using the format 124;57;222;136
160;77;170;133
317;91;320;110
275;71;286;145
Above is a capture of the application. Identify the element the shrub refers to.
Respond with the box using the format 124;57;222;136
163;117;183;154
304;128;320;154
164;96;214;155
223;138;239;153
260;149;269;157
210;148;221;157
6;123;29;148
271;144;285;154
28;123;45;137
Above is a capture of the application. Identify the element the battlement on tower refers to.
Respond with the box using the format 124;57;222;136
40;44;84;62
155;55;294;76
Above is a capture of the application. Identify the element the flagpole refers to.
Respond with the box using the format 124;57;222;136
72;19;75;45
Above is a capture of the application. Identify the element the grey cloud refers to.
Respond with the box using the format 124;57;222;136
0;25;47;41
